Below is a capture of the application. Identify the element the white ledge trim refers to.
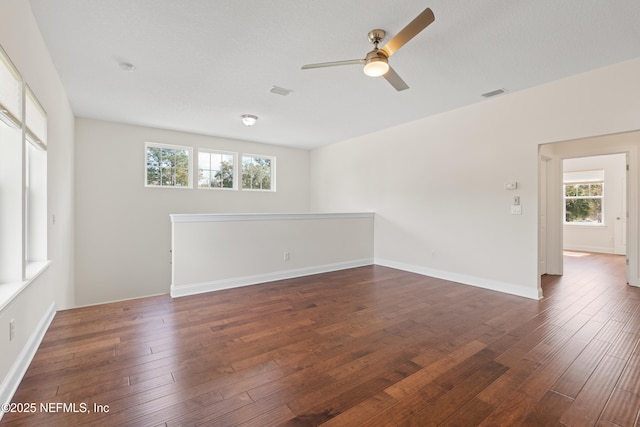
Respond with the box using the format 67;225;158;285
170;212;375;223
0;261;51;313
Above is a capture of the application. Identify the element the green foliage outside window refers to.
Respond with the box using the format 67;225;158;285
242;156;272;190
564;182;603;223
146;145;190;187
198;151;234;189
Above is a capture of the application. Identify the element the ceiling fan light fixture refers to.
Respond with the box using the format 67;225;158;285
241;114;258;126
363;56;389;77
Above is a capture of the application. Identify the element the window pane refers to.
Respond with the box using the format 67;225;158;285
26;86;47;145
220;158;233;188
199;169;211;187
176;168;189;186
566;198;602;223
565;185;576;197
147;165;160;185
147;147;161;166
161;168;174;185
198;151;211;169
590;183;603;196
577;184;589;196
160;148;174;168
175;150;189;168
0;49;22;122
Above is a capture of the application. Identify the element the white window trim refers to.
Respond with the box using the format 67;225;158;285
241;153;276;192
563;180;605;226
197;148;238;191
145;141;193;189
0;45;49;299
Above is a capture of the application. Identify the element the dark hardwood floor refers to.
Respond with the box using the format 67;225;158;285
2;251;638;426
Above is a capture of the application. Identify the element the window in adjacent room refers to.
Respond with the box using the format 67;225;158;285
198;149;236;189
241;154;275;191
145;142;192;188
563;169;604;224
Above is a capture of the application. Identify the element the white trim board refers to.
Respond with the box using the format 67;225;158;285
0;261;51;313
375;258;542;300
170;212;375;223
0;302;56;421
171;258;374;298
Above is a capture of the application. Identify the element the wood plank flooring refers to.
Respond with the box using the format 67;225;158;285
2;251;639;426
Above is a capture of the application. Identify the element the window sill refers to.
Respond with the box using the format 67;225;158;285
170;212;375;223
0;260;51;312
563;223;607;228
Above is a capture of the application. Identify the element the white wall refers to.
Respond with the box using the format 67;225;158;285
75;118;311;306
0;0;75;408
310;58;640;299
171;213;374;297
563;154;627;254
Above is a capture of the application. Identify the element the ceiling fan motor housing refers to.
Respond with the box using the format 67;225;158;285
363;49;389;77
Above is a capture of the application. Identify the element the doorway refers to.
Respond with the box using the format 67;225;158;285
538;131;640;295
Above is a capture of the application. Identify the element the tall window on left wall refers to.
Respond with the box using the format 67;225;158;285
0;45;48;285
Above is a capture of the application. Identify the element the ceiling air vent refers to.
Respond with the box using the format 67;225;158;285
481;88;506;98
269;86;293;96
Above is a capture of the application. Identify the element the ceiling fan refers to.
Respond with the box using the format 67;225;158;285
301;7;435;91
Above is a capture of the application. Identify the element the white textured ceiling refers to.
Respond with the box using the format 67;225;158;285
28;0;640;149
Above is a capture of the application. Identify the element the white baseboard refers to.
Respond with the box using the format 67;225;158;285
0;301;56;419
171;258;374;298
375;258;542;300
563;245;615;254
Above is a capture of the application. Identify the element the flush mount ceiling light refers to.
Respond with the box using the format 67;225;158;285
241;114;258;127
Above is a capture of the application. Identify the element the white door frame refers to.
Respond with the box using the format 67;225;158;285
539;132;639;292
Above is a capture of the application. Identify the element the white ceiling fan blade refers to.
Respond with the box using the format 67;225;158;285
383;66;409;91
301;59;364;70
380;7;435;58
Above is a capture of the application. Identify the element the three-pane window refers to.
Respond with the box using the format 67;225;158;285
145;143;275;192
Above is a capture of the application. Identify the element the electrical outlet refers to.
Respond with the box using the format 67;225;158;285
283;252;290;261
9;319;15;341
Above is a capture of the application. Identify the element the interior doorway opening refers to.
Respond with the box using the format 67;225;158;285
538;131;640;298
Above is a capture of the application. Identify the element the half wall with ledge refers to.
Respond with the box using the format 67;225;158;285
170;212;375;298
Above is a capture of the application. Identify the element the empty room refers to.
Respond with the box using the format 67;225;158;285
2;0;640;425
